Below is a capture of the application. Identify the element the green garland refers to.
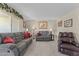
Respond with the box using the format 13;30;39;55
0;3;23;19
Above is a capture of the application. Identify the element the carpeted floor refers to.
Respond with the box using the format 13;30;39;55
24;39;66;56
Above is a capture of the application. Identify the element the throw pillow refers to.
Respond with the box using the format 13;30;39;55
3;36;15;44
24;32;31;39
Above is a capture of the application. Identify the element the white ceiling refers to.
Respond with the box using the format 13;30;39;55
7;3;79;20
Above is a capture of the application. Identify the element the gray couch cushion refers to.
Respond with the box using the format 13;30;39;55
23;38;32;44
16;41;26;52
39;31;49;36
14;33;24;43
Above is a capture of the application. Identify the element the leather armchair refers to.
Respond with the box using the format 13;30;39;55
58;32;79;56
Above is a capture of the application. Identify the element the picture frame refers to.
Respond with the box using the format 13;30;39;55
58;20;62;27
64;19;73;27
38;21;48;29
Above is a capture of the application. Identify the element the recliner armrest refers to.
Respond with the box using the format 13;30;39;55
75;43;79;47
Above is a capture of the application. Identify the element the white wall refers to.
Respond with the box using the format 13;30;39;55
26;20;57;35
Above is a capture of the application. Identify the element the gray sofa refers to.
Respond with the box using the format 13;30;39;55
36;31;53;41
0;32;32;56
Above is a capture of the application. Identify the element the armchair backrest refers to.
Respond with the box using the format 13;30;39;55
39;31;49;36
59;32;74;38
68;32;74;38
58;32;75;44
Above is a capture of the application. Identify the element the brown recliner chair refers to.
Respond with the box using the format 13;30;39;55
58;32;79;56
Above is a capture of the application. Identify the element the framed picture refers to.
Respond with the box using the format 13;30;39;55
58;20;62;27
64;19;73;27
38;21;48;29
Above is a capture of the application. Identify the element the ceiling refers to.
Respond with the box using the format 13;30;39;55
7;3;79;20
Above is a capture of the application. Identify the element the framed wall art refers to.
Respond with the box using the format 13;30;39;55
64;19;73;27
58;20;62;27
38;21;48;29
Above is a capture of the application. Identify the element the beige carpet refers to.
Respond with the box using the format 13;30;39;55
24;39;66;56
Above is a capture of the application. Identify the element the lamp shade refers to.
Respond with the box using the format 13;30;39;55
26;28;28;31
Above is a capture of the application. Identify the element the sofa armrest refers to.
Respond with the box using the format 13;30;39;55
0;44;19;56
0;48;15;56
